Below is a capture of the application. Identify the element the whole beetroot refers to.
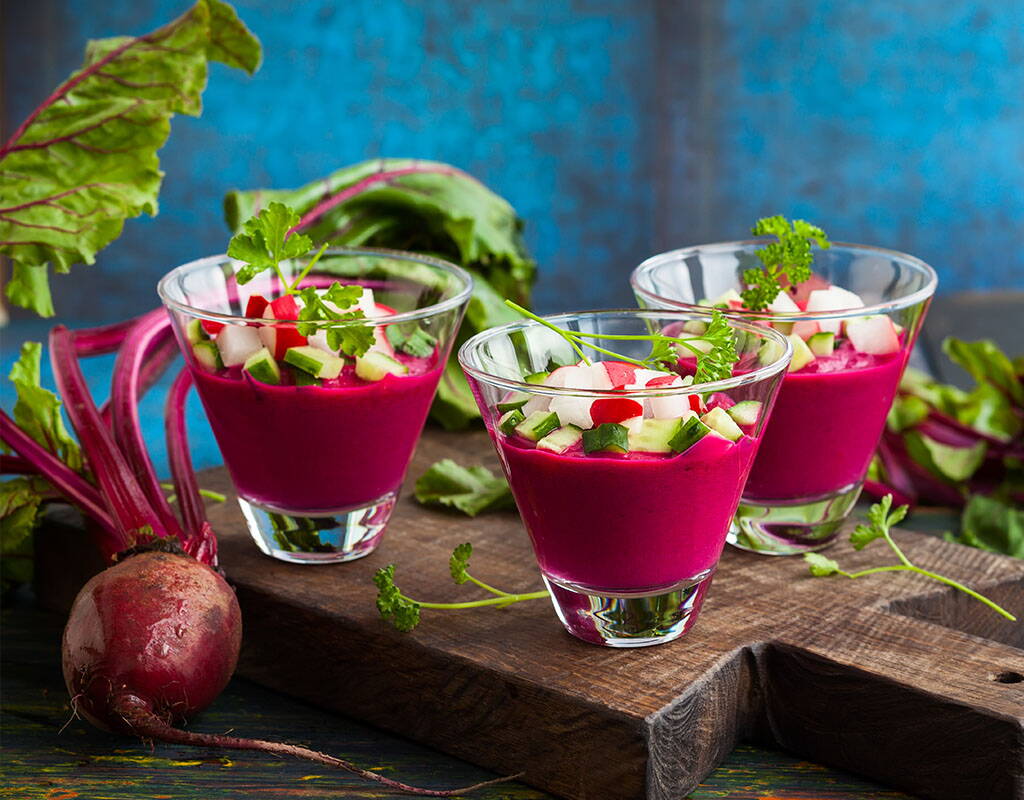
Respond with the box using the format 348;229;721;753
63;549;241;733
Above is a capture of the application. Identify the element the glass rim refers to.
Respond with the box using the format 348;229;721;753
157;246;474;326
458;308;793;397
630;239;938;321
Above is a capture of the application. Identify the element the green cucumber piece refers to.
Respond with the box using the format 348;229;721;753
498;408;526;435
514;410;560;442
787;333;815;372
524;371;549;385
537;424;583;454
773;320;795;335
186;318;208;345
582;422;629;454
726;400;762;427
628;417;686;453
285;345;346;380
807;331;835;357
682;320;708;335
192;340;223;372
289;367;321;387
497;392;530;413
244;347;281;385
757;338;786;367
668;416;711;453
355;350;409;381
701;407;743;441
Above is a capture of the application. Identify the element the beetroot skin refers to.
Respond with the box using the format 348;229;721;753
63;550;241;733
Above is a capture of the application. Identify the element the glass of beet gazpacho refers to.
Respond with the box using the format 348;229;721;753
459;309;791;647
159;248;472;564
632;240;937;555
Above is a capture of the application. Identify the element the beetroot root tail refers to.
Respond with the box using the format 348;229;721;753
115;698;522;797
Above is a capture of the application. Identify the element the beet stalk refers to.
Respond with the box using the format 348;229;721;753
6;317;519;796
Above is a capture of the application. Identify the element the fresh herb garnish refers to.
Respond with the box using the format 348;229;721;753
373;543;548;632
228;202;374;357
504;301;739;383
741;216;831;311
414;459;514;517
804;495;1016;621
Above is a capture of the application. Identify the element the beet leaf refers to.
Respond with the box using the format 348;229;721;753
0;0;260;316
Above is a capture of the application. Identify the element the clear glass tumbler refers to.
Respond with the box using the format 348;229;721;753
459;309;791;646
159;248;472;564
632;241;937;555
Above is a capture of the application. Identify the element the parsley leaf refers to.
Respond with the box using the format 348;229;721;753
414;460;514;517
294;284;374;357
373;564;422;632
691;309;739;384
741;215;831;311
228;202;313;285
449;542;473;584
804;552;840;577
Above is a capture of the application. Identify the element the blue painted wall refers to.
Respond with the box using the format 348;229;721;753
4;0;1023;324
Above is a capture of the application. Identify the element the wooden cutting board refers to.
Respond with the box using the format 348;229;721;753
193;428;1023;800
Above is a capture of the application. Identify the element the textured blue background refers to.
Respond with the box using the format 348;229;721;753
3;1;1023;471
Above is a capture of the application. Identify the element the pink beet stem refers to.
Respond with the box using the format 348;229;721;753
110;310;184;542
71;318;138;356
0;409;118;541
114;697;521;798
99;331;179;426
49;325;163;547
165;369;206;546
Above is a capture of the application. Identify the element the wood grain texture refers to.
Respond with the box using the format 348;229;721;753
189;428;1024;800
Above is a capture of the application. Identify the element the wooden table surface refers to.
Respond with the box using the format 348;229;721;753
3;292;1021;799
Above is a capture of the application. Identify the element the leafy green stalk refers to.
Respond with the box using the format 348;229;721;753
373;543;548;632
0;0;261;316
505;301;739;383
414;460;513;517
227;202;374;357
805;495;1016;621
741;216;831;311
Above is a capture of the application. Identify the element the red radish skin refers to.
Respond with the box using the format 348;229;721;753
269;294;300;319
601;360;637;387
591;397;643;424
200;319;225;336
245;294;269;318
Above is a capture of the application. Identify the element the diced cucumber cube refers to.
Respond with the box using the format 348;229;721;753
537;425;583;454
582;422;629;454
186;318;208;345
726;400;762;427
354;350;408;381
629;417;687;453
682;320;708;335
497;392;530;413
192;340;222;372
524;371;549;385
668;416;711;453
677;338;714;356
757;338;785;367
285;345;345;380
498;408;526;435
289;367;321;387
244;347;281;385
701;407;743;441
773;320;795;335
514;410;560;442
713;288;743;306
787;333;816;372
807;331;835;357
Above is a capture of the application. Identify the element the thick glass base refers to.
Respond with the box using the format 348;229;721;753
237;491;397;564
728;482;863;555
543;570;714;647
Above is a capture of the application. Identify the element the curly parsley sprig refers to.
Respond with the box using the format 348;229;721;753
805;495;1016;621
227;202;374;357
741;215;831;311
504;301;738;383
373;543;549;632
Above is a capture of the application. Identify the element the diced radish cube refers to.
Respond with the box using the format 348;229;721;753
549;395;593;429
806;286;865;335
791;320;820;340
545;364;592;389
215;325;262;367
245;294;269;318
309;329;337;355
591;397;644;424
259;322;307;360
791;273;831;306
583;362;614;390
601;360;638;387
649;393;690;420
269;294;300;320
200;319;225;336
688;394;706;414
521;395;551;416
621;416;645;436
625;368;668;389
645;375;682;388
767;291;800;314
846;315;900;355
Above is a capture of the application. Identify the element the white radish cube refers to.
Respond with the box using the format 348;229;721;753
545;364;592;389
806;286;865;335
582;362;614;390
621;416;645;436
630;368;667;386
549;395;593;429
846;315;900;355
767;291;800;313
649;392;690;420
791;320;820;340
216;325;263;367
309;329;338;355
521;395;551;416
